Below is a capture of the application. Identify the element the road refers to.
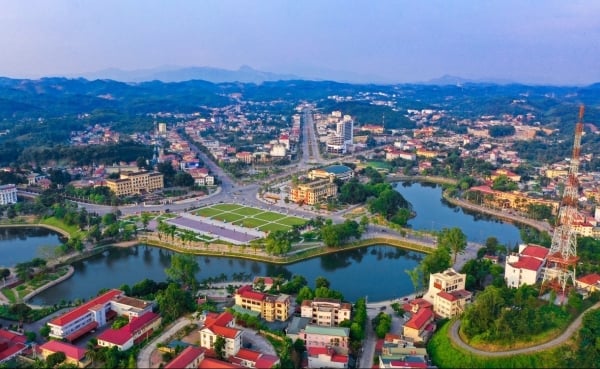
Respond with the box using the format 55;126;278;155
449;301;600;357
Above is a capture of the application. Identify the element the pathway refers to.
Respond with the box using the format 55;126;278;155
449;301;600;357
137;316;192;369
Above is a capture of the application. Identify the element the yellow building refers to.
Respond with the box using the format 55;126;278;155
105;171;164;196
467;185;559;214
290;178;337;205
39;341;90;368
234;285;290;322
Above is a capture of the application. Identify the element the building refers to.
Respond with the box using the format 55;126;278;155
97;311;161;351
467;185;559;214
307;165;354;182
234;285;290;322
0;329;27;364
326;134;347;154
0;184;17;205
402;307;434;343
165;346;206;369
47;289;153;342
39;341;89;368
307;346;349;369
337;117;354;145
105;171;164;196
300;325;350;355
270;143;287;158
300;298;352;327
290;178;337;205
575;273;600;296
378;335;429;369
230;348;280;369
158;122;167;134
424;268;472;318
199;311;242;359
505;244;549;288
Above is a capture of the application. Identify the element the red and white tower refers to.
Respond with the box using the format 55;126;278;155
541;105;585;296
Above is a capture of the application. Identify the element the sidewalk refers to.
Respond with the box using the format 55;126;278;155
137;316;192;368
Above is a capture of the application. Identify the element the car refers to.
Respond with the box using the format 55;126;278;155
380;306;387;310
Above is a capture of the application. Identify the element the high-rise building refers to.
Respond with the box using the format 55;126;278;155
0;184;17;205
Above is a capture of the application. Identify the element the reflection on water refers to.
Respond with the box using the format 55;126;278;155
0;227;63;267
30;245;422;305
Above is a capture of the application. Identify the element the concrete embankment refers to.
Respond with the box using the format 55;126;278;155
22;266;75;302
0;223;70;239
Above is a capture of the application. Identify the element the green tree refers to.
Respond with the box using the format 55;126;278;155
438;227;467;264
165;254;200;291
156;283;195;323
140;212;152;231
315;276;330;289
214;335;226;360
46;352;67;368
420;247;451;285
405;266;424;293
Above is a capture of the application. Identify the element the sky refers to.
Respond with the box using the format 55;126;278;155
1;0;599;85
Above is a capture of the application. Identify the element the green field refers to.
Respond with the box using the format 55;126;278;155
212;203;244;211
231;207;264;216
194;203;307;233
254;212;286;222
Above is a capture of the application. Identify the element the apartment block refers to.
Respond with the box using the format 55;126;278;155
300;298;351;327
105;170;164;196
290;178;337;205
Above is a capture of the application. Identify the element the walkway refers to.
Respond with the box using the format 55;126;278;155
137;316;192;369
449;301;600;357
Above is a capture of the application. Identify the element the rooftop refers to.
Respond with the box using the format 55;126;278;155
98;312;160;345
49;289;122;326
40;341;87;361
304;325;349;337
165;346;205;369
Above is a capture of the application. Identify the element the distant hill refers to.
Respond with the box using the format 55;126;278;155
423;74;517;86
77;65;301;84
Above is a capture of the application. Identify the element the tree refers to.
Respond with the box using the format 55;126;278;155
214;335;226;360
46;352;67;368
9;303;32;328
140;212;152;231
165;254;200;291
405;266;424;293
437;227;467;264
420;247;451;285
296;286;314;304
156;283;195;323
315;276;330;289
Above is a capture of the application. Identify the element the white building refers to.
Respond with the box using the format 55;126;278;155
199;311;242;358
505;244;549;288
424;268;472;318
270;143;287;158
300;298;352;327
0;184;17;205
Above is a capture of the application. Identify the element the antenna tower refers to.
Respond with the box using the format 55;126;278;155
540;105;585;298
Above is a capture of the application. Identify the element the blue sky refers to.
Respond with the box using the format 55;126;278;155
1;0;599;84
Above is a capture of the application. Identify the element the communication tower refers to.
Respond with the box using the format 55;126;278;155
540;105;585;298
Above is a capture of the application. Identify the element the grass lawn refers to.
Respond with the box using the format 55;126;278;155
213;212;245;223
254;211;286;222
259;223;291;232
278;216;307;226
195;207;224;217
40;217;83;238
233;218;268;229
212;203;244;212
231;207;264;216
366;161;392;170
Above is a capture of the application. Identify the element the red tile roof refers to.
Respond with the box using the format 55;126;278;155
40;341;87;361
512;256;544;271
234;348;260;362
254;354;279;369
211;325;240;340
331;353;349;363
98;312;160;345
165;346;205;369
198;357;241;368
577;273;600;286
49;289;122;326
404;308;433;330
308;346;330;356
0;329;27;344
0;343;27;362
237;285;266;301
65;321;98;342
437;291;457;302
521;244;549;259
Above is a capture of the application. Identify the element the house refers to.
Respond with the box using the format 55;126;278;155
402;307;434;343
48;289;154;342
230;348;280;368
300;298;352;327
300;325;350;355
252;276;275;291
199;312;242;359
379;335;429;369
48;289;123;341
0;329;27;364
575;273;600;296
505;244;549;288
307;346;349;369
39;341;89;368
424;268;471;318
97;311;161;351
234;285;290;322
165;346;206;369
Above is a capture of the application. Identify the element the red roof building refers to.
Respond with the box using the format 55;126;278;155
403;308;434;343
505;244;549;288
48;289;123;341
165;346;205;369
576;273;600;294
200;311;242;359
97;312;161;351
0;329;27;364
198;357;242;368
39;341;88;367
